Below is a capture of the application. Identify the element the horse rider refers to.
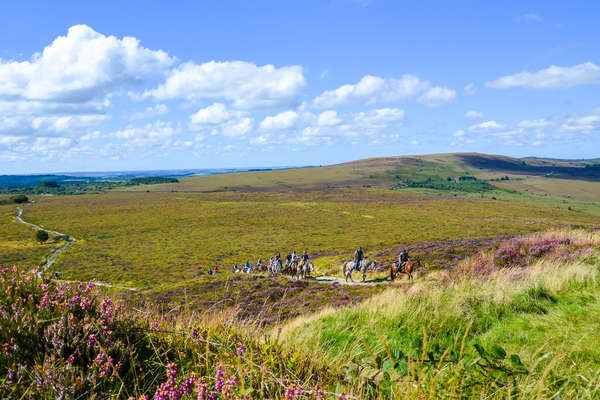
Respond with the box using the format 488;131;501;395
257;258;262;268
301;250;309;267
244;260;251;273
285;251;292;267
233;263;239;273
275;252;281;262
353;246;364;270
398;248;409;271
291;250;298;266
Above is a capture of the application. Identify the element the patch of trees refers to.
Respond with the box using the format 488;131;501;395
0;194;29;204
0;176;179;196
393;176;497;193
129;177;179;185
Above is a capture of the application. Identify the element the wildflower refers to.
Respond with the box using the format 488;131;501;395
236;343;246;355
215;365;224;393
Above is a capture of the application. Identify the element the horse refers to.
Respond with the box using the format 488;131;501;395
390;260;420;281
343;259;376;282
268;259;282;275
298;261;314;279
289;260;300;279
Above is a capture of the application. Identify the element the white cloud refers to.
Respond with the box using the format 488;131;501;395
468;120;506;133
0;25;174;103
353;107;405;127
560;113;600;133
453;129;466;137
516;13;541;22
259;110;299;131
220;117;253;137
317;110;342;127
517;119;550;129
109;121;181;149
465;110;483;119
313;74;429;107
190;103;237;125
417;86;456;107
130;104;168;120
464;83;476;95
143;61;306;109
486;62;600;89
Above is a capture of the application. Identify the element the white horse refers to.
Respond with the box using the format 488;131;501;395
268;259;282;275
343;259;376;282
298;261;314;279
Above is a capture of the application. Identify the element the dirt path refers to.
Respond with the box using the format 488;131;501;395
14;206;137;291
15;206;77;279
308;275;392;285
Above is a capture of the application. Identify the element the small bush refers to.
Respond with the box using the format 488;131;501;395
35;230;49;243
10;194;28;203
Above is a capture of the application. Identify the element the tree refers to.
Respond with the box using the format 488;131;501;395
10;195;28;203
36;230;49;243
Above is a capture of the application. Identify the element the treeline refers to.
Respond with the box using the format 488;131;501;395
0;177;179;196
392;175;499;193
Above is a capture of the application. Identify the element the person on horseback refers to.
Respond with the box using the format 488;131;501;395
302;250;309;262
398;248;409;272
275;252;281;262
244;260;251;273
291;250;298;265
353;246;364;270
285;251;292;267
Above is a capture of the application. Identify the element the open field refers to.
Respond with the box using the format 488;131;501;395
14;188;600;289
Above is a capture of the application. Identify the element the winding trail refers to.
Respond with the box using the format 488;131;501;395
14;206;137;291
15;206;76;279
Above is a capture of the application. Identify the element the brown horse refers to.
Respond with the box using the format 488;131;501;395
390;260;420;281
289;260;299;279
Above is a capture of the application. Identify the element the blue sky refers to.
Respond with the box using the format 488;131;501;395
1;1;599;173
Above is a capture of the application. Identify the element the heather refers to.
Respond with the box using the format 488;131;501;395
0;266;343;399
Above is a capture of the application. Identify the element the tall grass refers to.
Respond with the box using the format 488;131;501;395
277;230;600;398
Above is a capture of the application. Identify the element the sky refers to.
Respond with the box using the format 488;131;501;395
0;1;599;173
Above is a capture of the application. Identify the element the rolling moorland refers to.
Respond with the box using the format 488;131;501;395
2;152;600;399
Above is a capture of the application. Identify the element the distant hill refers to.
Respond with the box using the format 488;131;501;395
129;153;600;196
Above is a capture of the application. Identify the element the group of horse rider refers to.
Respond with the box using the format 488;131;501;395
230;246;410;274
232;250;310;273
352;246;410;271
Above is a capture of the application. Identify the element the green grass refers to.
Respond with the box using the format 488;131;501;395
278;232;600;398
14;189;600;288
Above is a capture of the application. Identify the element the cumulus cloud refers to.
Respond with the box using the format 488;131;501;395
313;74;429;107
190;103;237;125
142;61;306;109
259;110;300;131
417;86;456;107
468;120;507;133
560;112;600;133
317;110;342;127
465;110;483;119
486;62;600;89
0;24;174;104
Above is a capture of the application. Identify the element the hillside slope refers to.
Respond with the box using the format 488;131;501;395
127;153;600;196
